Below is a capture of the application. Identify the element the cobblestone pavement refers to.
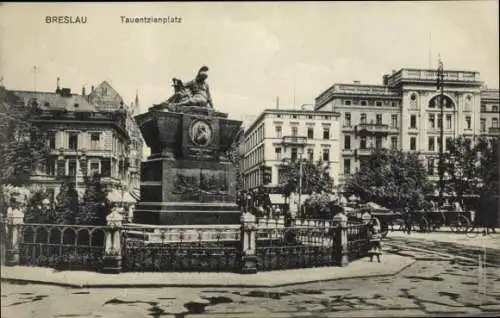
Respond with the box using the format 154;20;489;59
386;235;500;267
3;237;500;318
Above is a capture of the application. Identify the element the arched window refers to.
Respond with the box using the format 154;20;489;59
429;95;454;109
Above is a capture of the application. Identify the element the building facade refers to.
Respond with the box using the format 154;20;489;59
9;79;144;204
315;68;499;187
242;108;341;192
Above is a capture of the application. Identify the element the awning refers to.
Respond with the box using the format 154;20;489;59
269;194;286;204
107;190;137;203
366;202;389;211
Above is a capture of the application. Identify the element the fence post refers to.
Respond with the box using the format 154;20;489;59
333;212;349;266
6;205;25;266
102;206;123;274
240;211;258;274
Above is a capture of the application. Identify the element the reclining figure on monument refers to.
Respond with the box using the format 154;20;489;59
152;66;215;112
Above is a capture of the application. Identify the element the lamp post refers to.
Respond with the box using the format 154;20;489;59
298;149;304;218
437;58;445;206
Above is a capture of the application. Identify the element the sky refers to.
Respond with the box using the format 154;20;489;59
1;1;499;128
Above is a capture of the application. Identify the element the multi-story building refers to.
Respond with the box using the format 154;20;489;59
87;81;144;199
315;68;499;187
9;78;143;205
480;89;500;138
242;108;341;192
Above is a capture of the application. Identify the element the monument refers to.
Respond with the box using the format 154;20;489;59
133;66;243;225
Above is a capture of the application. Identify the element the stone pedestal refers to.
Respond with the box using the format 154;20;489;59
134;108;242;226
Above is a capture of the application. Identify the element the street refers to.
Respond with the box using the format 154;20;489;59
2;235;500;317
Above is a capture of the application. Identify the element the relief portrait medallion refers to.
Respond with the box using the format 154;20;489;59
189;120;213;147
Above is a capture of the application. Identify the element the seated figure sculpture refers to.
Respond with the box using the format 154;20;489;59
153;66;214;112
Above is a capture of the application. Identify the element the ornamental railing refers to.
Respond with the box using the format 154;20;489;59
1;211;375;274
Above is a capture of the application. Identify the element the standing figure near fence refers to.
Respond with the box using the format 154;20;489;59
368;220;382;263
404;206;412;234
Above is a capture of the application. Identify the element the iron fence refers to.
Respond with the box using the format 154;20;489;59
346;223;371;261
17;223;106;271
256;222;340;271
121;225;242;272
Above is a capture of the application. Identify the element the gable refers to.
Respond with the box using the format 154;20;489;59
88;81;124;110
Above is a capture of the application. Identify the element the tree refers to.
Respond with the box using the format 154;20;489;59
345;149;432;211
280;158;335;197
53;179;79;224
0;87;49;216
77;173;110;225
226;128;244;191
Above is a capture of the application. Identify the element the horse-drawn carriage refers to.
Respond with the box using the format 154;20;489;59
352;194;480;236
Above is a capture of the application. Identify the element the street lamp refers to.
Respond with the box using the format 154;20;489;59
297;148;304;218
437;58;445;206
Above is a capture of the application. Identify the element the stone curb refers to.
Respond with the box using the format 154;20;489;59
0;258;416;289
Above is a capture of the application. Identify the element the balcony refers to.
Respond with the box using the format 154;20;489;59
355;147;376;157
387;69;481;87
355;123;391;136
281;136;308;146
488;127;500;134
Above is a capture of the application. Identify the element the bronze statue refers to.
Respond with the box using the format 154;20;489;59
153;66;214;112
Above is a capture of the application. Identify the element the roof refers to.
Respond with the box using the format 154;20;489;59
12;90;97;112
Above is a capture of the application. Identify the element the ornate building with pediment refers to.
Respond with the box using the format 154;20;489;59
314;68;499;188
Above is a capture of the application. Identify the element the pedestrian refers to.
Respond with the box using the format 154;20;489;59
404;206;412;234
368;220;382;263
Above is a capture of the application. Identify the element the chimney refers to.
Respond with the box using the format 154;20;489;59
353;80;360;84
276;96;280;109
383;75;389;86
91;85;95;92
392;70;396;74
82;86;86;96
56;77;61;94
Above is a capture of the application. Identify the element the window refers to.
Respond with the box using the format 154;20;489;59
344;135;351;150
292;114;297;119
391;114;398;128
90;161;99;176
481;104;486;112
437;114;442;129
360;113;367;124
277;114;281;118
323;128;330;140
307;148;314;161
291;126;298;137
308;115;313;119
344;113;351;127
322;149;330;162
101;158;111;177
48;132;56;150
465;116;472;130
360;136;367;149
345;100;351;106
101;86;107;96
493;105;499;113
307;127;314;139
275;126;282;138
391;137;398;149
480;119;486;132
275;147;282;160
428;137;435;151
375;136;382;149
90;133;100;150
410;115;417;129
376;114;382;125
45;157;56;176
68;132;78;150
429;114;435;129
68;159;77;176
344;159;351;175
446;137;452;151
437;137;442;150
361;100;367;106
376;101;382;107
493;118;499;128
391;101;398;107
291;148;298;161
410;137;416;150
446;114;452;129
427;159;435;175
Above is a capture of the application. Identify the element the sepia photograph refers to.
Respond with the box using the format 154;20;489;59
0;1;499;317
